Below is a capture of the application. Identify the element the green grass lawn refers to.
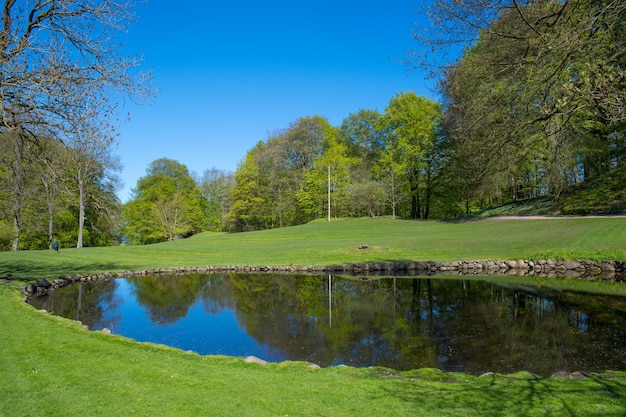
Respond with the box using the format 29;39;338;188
1;217;625;280
1;217;626;416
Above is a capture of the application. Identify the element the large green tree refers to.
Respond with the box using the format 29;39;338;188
380;92;442;219
122;158;208;244
415;0;625;210
227;144;272;231
296;128;357;220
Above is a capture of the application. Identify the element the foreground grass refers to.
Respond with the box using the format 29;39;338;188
1;217;625;280
1;217;626;416
2;284;625;417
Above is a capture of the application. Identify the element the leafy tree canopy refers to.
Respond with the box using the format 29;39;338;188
122;158;208;244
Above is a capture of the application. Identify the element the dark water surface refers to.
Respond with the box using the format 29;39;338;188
28;273;626;376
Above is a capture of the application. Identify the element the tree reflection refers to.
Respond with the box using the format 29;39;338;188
227;274;626;374
28;280;120;330
128;274;210;324
29;273;626;376
199;274;235;314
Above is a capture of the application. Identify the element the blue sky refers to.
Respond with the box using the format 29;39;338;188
115;0;436;201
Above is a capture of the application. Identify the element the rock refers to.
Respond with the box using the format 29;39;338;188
505;260;517;269
36;278;52;288
563;260;581;270
101;327;112;334
600;262;616;272
244;356;267;366
588;266;602;275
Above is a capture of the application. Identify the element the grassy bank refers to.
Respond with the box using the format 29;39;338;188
1;217;625;280
1;217;626;416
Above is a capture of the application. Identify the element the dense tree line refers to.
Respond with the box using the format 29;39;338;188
5;0;624;247
0;133;122;250
1;0;151;250
225;93;443;231
416;0;625;213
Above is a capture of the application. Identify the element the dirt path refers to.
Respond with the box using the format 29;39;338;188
483;215;626;220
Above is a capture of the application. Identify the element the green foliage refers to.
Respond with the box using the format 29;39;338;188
380;92;442;219
199;168;234;231
340;109;385;177
229;99;443;229
229;117;347;230
0;133;121;250
435;0;626;215
0;220;12;250
227;147;270;231
561;167;626;215
122;158;208;244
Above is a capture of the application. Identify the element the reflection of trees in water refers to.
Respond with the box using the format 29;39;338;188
227;275;439;369
128;274;211;324
128;273;238;324
229;275;626;374
416;282;626;375
28;280;121;330
29;274;626;375
200;274;235;314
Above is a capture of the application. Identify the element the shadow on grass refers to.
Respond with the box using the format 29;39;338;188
0;259;135;283
377;373;626;416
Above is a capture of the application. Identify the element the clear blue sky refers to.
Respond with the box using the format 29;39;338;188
115;0;435;202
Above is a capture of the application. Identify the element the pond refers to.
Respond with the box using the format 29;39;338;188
27;273;626;377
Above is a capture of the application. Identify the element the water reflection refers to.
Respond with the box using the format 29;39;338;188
28;273;626;376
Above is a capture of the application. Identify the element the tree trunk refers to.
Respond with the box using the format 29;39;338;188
390;167;396;219
77;173;85;248
410;179;420;220
12;209;21;251
424;161;432;220
9;134;25;251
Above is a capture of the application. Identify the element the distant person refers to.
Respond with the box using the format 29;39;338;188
53;239;59;253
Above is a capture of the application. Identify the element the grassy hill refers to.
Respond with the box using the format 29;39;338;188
1;216;625;281
1;217;626;416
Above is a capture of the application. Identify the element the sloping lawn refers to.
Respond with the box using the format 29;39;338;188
1;217;625;416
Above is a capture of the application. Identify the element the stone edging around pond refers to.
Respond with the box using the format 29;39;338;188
22;259;626;296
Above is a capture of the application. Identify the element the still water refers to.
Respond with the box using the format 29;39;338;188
28;273;626;376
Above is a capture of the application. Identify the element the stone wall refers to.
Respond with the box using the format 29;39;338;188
23;259;626;296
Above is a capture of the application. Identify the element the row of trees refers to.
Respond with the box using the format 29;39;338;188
227;93;442;231
120;91;442;243
417;0;625;210
0;0;151;250
126;0;623;237
0;133;121;250
4;0;624;248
